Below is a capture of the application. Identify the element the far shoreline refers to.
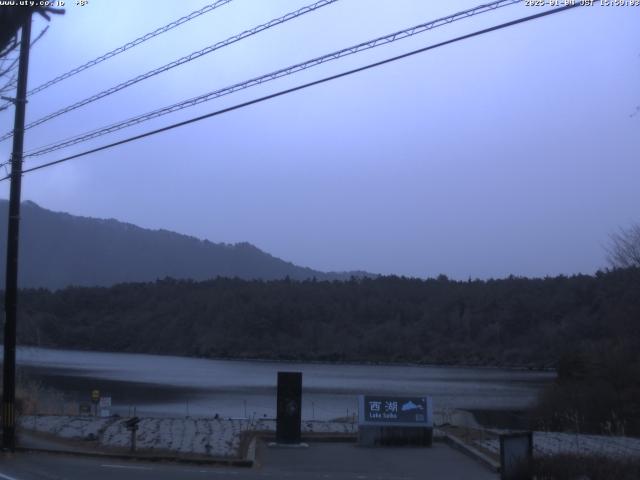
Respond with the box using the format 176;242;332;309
9;344;557;374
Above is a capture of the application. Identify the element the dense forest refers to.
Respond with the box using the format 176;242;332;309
8;267;640;367
6;268;640;434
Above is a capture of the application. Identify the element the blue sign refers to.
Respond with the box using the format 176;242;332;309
358;395;433;427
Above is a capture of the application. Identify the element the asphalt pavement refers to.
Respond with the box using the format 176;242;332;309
0;441;498;479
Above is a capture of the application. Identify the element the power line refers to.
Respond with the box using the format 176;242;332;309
0;0;233;111
0;0;338;143
0;3;582;183
21;0;525;160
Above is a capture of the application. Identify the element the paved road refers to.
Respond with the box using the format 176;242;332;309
0;443;498;479
257;443;498;480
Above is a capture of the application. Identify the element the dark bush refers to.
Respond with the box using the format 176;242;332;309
531;346;640;436
531;454;640;480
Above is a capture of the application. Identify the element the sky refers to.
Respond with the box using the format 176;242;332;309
0;0;638;279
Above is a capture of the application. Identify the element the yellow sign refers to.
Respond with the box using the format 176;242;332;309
91;389;100;402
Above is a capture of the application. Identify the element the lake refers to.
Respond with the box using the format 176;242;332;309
15;346;554;421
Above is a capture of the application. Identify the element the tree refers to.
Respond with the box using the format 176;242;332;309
0;6;63;107
607;223;640;269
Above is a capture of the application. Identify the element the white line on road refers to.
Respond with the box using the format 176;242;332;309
0;471;21;480
174;468;238;475
101;464;154;471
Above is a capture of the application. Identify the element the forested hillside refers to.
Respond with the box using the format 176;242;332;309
0;200;371;289
11;268;640;368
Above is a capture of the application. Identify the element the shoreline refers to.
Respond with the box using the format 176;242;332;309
12;344;557;373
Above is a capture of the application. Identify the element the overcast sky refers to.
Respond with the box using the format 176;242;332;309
0;0;638;279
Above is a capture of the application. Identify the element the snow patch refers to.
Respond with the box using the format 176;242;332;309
475;431;640;460
18;415;357;458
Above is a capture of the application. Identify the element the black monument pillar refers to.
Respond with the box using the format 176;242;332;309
276;371;302;444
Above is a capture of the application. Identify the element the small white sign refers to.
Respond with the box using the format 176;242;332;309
99;396;112;408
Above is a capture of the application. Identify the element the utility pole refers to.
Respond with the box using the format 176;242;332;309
2;10;33;451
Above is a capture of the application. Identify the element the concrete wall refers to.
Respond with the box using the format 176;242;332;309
358;426;433;447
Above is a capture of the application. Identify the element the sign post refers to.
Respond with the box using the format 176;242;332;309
500;432;533;480
91;390;100;416
276;371;302;445
358;395;433;446
98;396;112;418
125;417;140;452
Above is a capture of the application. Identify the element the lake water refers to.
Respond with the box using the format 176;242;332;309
15;347;555;420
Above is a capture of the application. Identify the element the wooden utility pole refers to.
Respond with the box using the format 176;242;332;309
2;10;32;451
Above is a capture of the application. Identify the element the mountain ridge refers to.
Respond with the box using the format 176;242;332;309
0;199;374;289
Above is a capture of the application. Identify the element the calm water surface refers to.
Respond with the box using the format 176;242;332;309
16;347;554;420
